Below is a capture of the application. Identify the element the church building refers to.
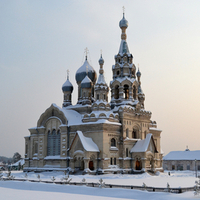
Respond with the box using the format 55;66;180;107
24;13;163;174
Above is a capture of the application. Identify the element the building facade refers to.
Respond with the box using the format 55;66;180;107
163;149;200;171
24;13;163;173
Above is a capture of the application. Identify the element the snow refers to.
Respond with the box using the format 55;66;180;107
0;171;198;200
110;76;136;85
76;59;95;74
164;150;200;160
149;127;162;132
81;75;92;83
10;159;25;167
96;74;107;85
130;134;152;153
70;131;100;152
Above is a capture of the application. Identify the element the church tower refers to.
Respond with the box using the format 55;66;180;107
94;54;109;102
110;12;138;108
75;52;97;105
62;71;73;107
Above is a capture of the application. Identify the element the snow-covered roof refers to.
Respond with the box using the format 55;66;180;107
110;76;136;85
10;159;25;166
96;74;107;85
130;134;156;153
53;104;83;126
163;150;200;161
70;131;100;152
118;40;130;55
149;127;162;132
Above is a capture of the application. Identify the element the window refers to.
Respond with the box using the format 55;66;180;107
97;94;99;100
117;70;120;75
110;158;113;165
187;165;190;170
132;129;137;138
172;165;175;170
111;138;116;147
198;165;200;171
126;129;129;137
114;158;116;165
124;85;129;99
177;164;183;171
133;86;136;100
114;85;119;99
126;148;129;157
104;94;106;100
34;142;38;154
25;144;28;154
47;129;60;156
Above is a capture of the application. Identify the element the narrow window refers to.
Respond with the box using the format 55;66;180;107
114;158;116;165
124;84;129;99
132;130;137;139
111;138;116;147
126;128;129;137
110;158;113;165
35;142;38;154
97;94;99;100
126;148;129;157
114;85;119;99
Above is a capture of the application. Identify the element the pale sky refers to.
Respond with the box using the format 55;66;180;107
1;0;200;158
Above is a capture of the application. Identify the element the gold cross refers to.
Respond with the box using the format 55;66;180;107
67;69;69;80
122;6;125;14
84;47;89;57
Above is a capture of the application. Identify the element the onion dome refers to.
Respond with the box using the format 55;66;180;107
98;54;104;65
62;78;73;92
119;13;128;29
136;68;141;77
75;57;97;84
81;75;92;88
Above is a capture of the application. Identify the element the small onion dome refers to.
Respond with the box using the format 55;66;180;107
81;75;92;88
119;13;128;28
136;69;141;77
62;79;73;92
98;54;104;65
75;58;97;84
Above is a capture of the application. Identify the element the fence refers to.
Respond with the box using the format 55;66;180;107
1;177;194;194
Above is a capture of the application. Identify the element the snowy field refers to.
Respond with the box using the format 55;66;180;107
0;171;199;199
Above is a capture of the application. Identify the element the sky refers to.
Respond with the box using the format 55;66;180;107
0;0;200;158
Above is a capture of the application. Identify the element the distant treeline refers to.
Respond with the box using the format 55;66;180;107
0;156;12;164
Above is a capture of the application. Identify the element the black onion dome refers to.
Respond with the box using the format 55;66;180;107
119;13;128;28
98;54;104;65
81;75;92;88
75;58;97;84
62;79;73;92
136;69;141;77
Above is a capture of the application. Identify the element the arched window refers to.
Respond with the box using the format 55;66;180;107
126;128;129;137
114;85;119;99
124;85;129;99
132;129;137;139
117;70;120;75
111;138;116;147
47;129;60;156
97;94;99;100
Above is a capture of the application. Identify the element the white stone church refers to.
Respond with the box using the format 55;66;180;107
24;13;163;174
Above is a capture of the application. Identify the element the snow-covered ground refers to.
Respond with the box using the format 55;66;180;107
0;171;199;199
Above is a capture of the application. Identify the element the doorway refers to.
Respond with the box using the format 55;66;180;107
89;161;94;170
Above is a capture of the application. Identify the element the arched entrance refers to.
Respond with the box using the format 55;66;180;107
89;161;94;170
135;159;142;170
